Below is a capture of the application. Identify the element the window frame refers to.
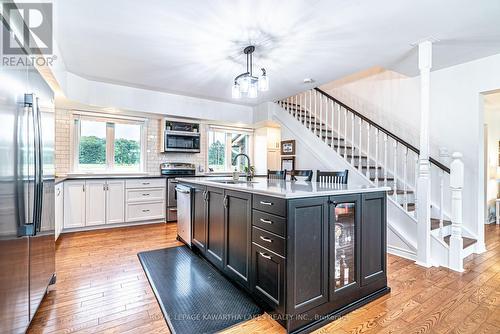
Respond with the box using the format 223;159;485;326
206;125;254;173
71;113;147;173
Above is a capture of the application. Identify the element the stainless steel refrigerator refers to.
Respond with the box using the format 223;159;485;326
0;61;56;332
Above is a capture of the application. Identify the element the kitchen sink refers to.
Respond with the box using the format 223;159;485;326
210;180;258;184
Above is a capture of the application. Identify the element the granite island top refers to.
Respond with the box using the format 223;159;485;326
177;176;390;199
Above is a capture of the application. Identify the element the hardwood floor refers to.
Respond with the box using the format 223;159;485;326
28;223;500;334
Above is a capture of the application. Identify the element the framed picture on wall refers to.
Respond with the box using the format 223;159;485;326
280;140;296;156
281;156;295;171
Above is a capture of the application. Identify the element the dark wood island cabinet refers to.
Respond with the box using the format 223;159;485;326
179;178;390;333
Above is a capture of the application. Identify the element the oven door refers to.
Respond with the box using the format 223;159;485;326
165;132;200;153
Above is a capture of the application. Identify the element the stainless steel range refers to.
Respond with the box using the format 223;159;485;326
160;162;196;222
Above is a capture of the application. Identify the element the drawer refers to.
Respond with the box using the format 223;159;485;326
253;194;286;217
126;178;165;189
126;201;165;222
252;210;285;237
126;188;165;203
252;226;285;257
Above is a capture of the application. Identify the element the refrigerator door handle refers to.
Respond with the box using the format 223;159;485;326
35;95;43;233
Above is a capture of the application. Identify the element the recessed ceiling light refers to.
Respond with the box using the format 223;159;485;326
303;78;314;84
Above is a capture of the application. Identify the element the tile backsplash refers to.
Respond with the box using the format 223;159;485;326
54;109;207;176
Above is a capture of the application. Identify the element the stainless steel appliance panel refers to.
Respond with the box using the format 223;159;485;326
0;66;30;334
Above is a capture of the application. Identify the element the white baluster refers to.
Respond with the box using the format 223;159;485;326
337;103;341;154
393;141;398;201
319;94;323;139
314;90;318;135
358;118;362;171
343;108;347;160
309;90;312;130
439;169;444;239
351;114;355;164
294;95;297;119
331;100;334;150
323;95;328;144
404;147;408;211
299;93;302;122
286;97;290;113
375;129;379;184
366;124;370;179
449;152;464;272
414;154;419;219
383;134;388;187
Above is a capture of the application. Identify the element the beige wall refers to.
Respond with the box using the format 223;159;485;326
54;109;207;176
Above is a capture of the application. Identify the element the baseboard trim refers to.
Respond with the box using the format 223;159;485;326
387;245;417;261
62;220;167;233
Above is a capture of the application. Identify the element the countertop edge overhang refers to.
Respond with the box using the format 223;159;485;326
176;177;390;199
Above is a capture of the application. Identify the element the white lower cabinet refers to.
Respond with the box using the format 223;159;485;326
85;180;107;226
63;181;86;228
106;180;125;224
63;178;163;231
55;183;64;240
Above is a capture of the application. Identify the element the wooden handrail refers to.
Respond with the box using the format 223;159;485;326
314;88;450;174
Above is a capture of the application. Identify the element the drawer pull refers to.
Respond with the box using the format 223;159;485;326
142;193;150;196
142;182;150;185
260;218;273;224
259;201;273;206
259;236;273;243
142;209;150;212
259;252;272;260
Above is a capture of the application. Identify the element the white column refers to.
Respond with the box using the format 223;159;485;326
449;152;464;272
416;40;432;267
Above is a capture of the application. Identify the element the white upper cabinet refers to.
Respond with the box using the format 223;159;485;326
85;180;107;226
63;181;86;228
106;180;125;224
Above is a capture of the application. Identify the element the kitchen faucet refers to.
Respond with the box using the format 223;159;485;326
232;153;252;181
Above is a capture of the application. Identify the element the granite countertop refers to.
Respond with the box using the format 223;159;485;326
55;174;165;185
176;176;390;199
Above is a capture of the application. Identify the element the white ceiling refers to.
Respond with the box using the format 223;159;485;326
55;0;500;105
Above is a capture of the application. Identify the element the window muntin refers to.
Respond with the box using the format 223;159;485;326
207;127;252;172
74;116;144;173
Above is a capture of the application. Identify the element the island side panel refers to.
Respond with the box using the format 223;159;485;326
360;191;387;287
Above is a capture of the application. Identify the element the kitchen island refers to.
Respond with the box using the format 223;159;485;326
177;177;390;333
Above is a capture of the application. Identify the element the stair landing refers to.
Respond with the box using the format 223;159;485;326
443;235;477;249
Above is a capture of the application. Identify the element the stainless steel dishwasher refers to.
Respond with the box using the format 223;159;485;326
175;184;192;246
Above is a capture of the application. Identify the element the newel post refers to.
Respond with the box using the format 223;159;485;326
449;152;464;272
416;40;432;267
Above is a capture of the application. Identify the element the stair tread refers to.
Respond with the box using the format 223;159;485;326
388;189;415;195
443;235;477;249
430;218;452;230
399;203;416;211
371;176;394;181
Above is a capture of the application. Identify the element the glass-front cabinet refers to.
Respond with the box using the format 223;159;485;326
329;194;360;307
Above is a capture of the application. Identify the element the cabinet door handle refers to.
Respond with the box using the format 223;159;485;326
259;201;273;206
260;218;273;224
223;195;228;208
259;236;273;243
259;252;272;260
142;209;150;212
82;185;85;192
56;188;61;196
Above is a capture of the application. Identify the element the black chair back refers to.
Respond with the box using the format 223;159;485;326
268;170;287;180
316;170;348;184
290;169;313;182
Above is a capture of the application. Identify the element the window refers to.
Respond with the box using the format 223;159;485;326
207;126;253;172
73;115;145;172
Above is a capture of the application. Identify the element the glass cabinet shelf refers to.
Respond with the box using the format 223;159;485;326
334;203;355;289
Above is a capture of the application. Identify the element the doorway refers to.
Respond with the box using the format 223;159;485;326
483;91;500;224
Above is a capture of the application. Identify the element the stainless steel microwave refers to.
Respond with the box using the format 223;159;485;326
163;121;201;153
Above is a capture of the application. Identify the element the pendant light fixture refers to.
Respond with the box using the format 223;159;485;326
232;45;268;98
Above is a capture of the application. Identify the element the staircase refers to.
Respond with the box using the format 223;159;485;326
275;88;478;271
